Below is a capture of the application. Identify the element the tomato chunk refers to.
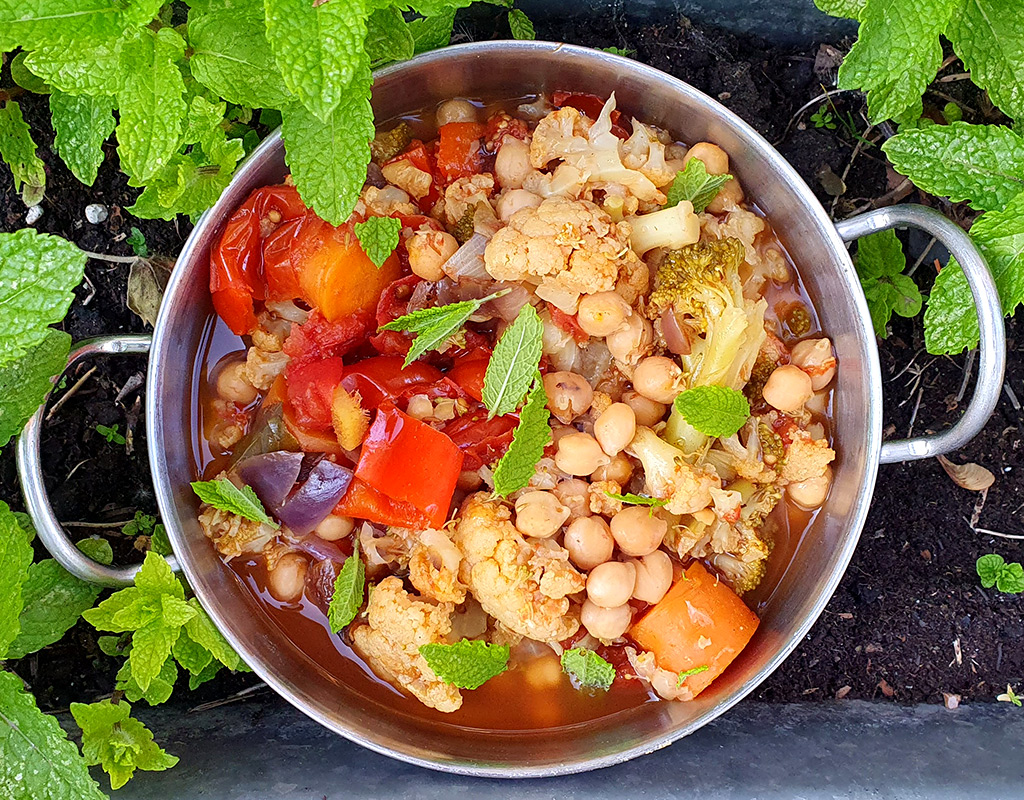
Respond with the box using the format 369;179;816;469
284;357;345;433
435;121;486;183
340;356;442;409
442;409;518;471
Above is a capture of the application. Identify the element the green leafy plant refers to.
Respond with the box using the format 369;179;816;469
327;543;366;633
854;229;923;338
95;423;126;445
976;553;1024;594
998;684;1022;707
560;647;615;690
810;106;837;130
665;158;733;212
673;385;751;438
492;377;550;497
482;304;545;418
191;478;278;527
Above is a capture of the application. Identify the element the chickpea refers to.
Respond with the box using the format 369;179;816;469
587;561;637;608
564;516;615;570
553;478;591;520
605;313;652;365
628;551;673;604
216;361;257;405
494;138;533;190
496;188;542;221
554;433;610;476
632;356;684;404
592;454;633;484
435;98;477;126
788;466;833;509
683;142;730;175
762;364;814;413
581;599;632;640
790;337;837;391
622;390;668;427
514;491;571;538
407;230;458;282
315;514;354;542
610;506;669;557
707;178;744;214
577;292;632;337
267;553;308;604
543;371;595;423
594;403;637;456
524;655;564;689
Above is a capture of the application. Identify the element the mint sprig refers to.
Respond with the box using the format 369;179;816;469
328;543;366;633
604;492;668;508
665;158;732;212
492;377;551;497
355;216;402;268
0;100;46;205
419;639;510;690
190;478;278;528
854;229;921;339
483;304;545;418
673;385;750;438
561;647;616;690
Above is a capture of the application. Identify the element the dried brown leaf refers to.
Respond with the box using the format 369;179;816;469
126;256;172;328
936;455;995;491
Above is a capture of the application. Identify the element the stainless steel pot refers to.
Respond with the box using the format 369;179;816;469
18;41;1005;777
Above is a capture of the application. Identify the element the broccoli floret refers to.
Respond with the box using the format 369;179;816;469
452;205;476;244
649;237;746;325
708;551;767;596
785;303;812;337
370;122;413;164
744;351;776;406
757;422;785;467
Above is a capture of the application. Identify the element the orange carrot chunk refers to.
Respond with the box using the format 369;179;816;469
629;561;759;696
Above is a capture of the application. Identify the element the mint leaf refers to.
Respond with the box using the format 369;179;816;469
116;28;187;184
25;37;125;97
408;9;456;54
0;671;106;800
126;227;148;257
77;536;114;565
366;6;415;67
71;699;178;790
0;100;46;206
134;551;184;599
602;46;636;58
560;647;615;689
948;0;1024;121
0;501;34;659
172;629;214;677
188;2;292;109
996;561;1024;594
0;0;160;51
382;289;510;367
130;138;246;221
854;229;920;337
264;0;370;123
328;544;365;633
837;0;959;123
673;385;750;438
184;597;242;670
0;328;71;451
492;377;550;497
508;9;535;40
676;664;710;687
666;158;733;212
419;639;510;689
116;656;178;706
49;91;115;187
188;659;224;690
191;478;278;528
10;52;50;94
882;122;1024;212
812;0;865;19
483;303;545;418
282;68;374;226
128;610;185;693
6;559;102;660
604;492;668;508
355;216;401;268
924;190;1024;354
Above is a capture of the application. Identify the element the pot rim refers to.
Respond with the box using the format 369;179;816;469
148;39;882;777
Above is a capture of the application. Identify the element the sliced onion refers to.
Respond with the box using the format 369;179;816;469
265;300;309;324
235;451;304;512
488;283;533;322
276;461;354;536
576;341;613;387
442;233;490;281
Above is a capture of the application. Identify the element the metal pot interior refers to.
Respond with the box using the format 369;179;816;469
148;41;881;776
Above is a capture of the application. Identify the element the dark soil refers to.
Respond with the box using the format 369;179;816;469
1;11;1020;715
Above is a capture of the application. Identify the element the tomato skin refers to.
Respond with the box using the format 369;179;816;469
442;409;518;471
355;404;464;528
484;111;529;152
436;122;486;183
340;356;442;409
447;352;490;403
334;478;431;529
283;309;374;367
546;303;590;344
551;91;630;139
369;274;421;356
285;357;345;433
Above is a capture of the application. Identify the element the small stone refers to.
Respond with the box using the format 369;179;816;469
85;203;108;224
25;205;43;225
943;692;961;710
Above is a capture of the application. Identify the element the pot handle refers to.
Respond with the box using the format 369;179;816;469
16;335;179;588
834;204;1006;464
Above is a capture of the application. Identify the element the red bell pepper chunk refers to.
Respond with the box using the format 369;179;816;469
436;122;486;184
333;478;433;529
355;404;464;528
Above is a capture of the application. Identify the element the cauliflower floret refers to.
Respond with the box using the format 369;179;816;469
198;506;276;559
483;197;642;309
244;346;288;391
626;426;722;515
588;480;624;516
349;576;462;713
780;429;836;483
529;106;593;168
620;122;677;187
360;184;418;217
452;494;585;642
705;419;780;484
625;647;696;701
702;207;766;269
381;160;433;200
408;528;467;603
443;174;495;227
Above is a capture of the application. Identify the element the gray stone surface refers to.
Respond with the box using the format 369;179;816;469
82;697;1024;799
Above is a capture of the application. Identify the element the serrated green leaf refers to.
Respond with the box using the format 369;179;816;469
328;544;365;633
191;478;277;527
419;639;510;689
888;273;923;318
854;229;920;337
184;598;241;670
188;3;293;109
483;303;544;418
10;52;50;94
264;0;370;122
366;5;415;67
116;28;187;184
996;562;1024;593
0;100;46;206
882;122;1024;212
508;8;535;39
116;655;178;705
676;664;710;686
924;190;1024;354
71;699;178;790
0;0;160;51
492;377;550;497
83;587;145;633
355;216;401;268
837;0;959;123
0;501;34;659
129;621;181;693
948;0;1024;121
673;385;750;438
604;492;668;508
6;559;101;660
0;671;106;800
812;0;866;19
76;537;114;565
560;647;616;689
160;595;197;629
130;139;246;221
282;69;374;225
49;91;115;187
98;633;129;657
135;552;184;600
0;328;71;451
665;158;733;212
172;628;214;676
188;658;223;690
25;37;125;97
408;8;456;54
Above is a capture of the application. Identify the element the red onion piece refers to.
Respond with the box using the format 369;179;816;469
442;233;489;281
660;307;693;355
235;451;304;512
276;461;354;536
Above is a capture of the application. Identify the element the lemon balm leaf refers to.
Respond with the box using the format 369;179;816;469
492;377;551;497
355;216;402;268
673;385;750;438
665;158;732;212
561;647;615;690
0;328;71;451
483;304;544;418
0;501;34;659
420;639;510;689
0;100;46;206
328;543;366;633
190;478;278;528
